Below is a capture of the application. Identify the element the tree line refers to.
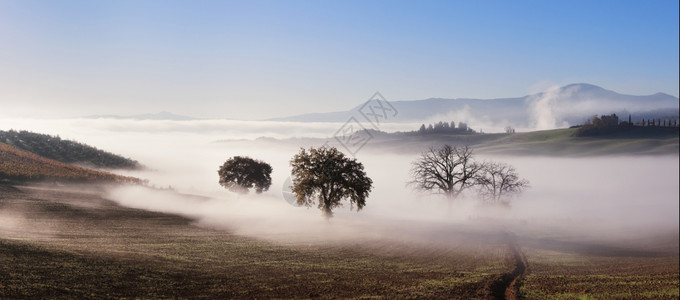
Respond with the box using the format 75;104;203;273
575;113;679;136
218;144;527;218
411;121;476;135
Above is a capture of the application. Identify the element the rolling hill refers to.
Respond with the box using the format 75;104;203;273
256;126;679;157
473;127;680;156
0;130;142;170
0;142;142;184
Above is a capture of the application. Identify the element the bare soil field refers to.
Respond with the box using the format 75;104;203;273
513;223;679;299
520;248;678;299
1;184;510;299
1;183;677;299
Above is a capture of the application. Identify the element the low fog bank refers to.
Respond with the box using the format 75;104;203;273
2;118;678;251
489;155;679;243
0;209;47;240
104;184;496;247
0;117;421;142
104;151;678;252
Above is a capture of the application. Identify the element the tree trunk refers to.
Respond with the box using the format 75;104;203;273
446;191;455;214
322;194;333;219
323;205;333;219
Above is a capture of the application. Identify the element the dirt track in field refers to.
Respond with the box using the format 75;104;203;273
483;231;528;300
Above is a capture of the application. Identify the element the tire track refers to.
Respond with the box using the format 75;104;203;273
504;232;528;300
484;231;529;300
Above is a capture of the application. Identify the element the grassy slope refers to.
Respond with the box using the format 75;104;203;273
0;185;508;299
0;130;142;169
0;142;141;183
282;127;678;156
476;127;679;156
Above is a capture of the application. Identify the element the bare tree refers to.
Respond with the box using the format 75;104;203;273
410;145;530;208
409;144;484;201
476;161;529;205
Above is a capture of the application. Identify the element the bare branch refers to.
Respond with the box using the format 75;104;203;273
476;161;529;204
408;144;480;201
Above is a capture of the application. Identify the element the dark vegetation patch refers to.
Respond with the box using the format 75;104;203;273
574;124;679;139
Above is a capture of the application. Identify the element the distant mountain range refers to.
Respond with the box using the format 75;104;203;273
84;111;198;121
271;84;679;129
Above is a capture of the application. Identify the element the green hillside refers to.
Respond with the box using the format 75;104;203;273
354;127;679;156
476;127;679;156
0;130;142;169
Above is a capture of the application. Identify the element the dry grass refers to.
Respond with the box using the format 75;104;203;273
0;143;140;183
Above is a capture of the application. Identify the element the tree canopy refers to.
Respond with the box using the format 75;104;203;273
218;156;272;194
289;146;372;218
414;121;475;135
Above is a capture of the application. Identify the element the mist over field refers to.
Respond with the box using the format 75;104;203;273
1;1;677;297
2;118;676;247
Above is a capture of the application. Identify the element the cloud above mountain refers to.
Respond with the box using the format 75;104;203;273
272;83;679;131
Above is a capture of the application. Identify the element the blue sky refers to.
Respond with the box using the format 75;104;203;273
1;0;677;119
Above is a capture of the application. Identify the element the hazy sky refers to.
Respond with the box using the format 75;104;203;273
1;0;678;120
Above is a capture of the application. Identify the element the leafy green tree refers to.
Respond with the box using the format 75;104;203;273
218;156;272;194
289;146;372;218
